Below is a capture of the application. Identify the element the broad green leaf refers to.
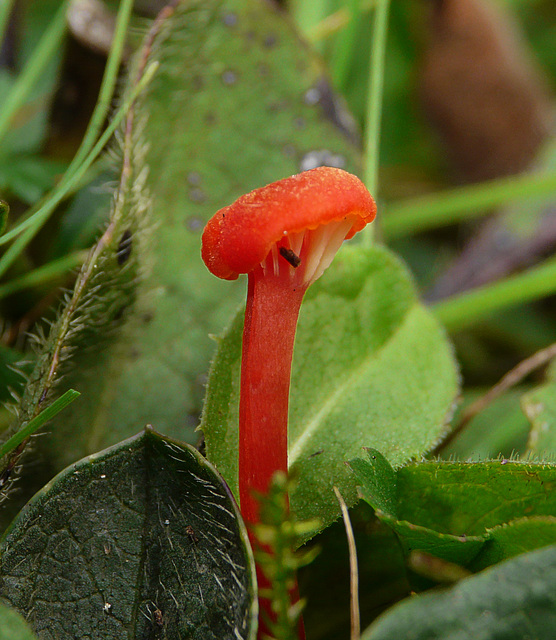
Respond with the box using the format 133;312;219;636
40;0;363;469
202;244;459;535
351;450;485;567
353;450;556;570
361;544;556;640
0;429;257;640
395;459;556;536
0;602;38;640
473;516;556;571
522;359;556;455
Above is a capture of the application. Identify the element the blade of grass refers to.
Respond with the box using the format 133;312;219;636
0;250;86;300
383;170;556;240
0;389;80;459
331;0;362;91
0;0;15;47
362;0;391;246
0;60;159;279
0;1;68;146
433;257;556;333
0;0;134;246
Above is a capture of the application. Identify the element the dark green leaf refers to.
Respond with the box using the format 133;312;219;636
361;544;556;640
202;245;459;535
0;429;257;640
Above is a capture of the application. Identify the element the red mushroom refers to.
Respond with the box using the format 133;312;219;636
201;166;376;635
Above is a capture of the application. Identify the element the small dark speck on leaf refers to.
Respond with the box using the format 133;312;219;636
221;70;238;85
189;187;206;203
186;215;204;232
116;229;132;265
222;12;238;27
264;34;277;48
187;171;202;186
309;449;324;458
186;525;199;544
154;609;163;627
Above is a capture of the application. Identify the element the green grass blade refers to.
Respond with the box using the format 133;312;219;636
0;250;86;300
0;0;133;251
0;0;15;47
433;257;556;332
0;1;68;146
383;170;556;240
0;389;80;459
0;61;158;278
331;0;362;91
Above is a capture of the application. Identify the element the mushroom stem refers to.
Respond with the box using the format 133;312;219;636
239;268;306;525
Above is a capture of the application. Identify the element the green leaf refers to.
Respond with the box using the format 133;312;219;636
351;450;485;567
0;429;257;640
473;516;556;571
202;244;459;535
361;544;556;640
0;602;38;640
522;359;556;455
353;452;556;570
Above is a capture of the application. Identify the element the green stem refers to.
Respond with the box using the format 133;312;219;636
383;170;556;240
0;1;68;146
362;0;390;246
433;258;556;333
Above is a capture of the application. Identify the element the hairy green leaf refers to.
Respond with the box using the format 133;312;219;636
354;451;556;570
0;429;256;640
202;244;459;535
361;544;556;640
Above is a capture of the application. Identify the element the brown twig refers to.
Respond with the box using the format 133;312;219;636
434;341;556;454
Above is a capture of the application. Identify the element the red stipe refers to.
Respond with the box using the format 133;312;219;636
239;270;306;524
201;167;376;639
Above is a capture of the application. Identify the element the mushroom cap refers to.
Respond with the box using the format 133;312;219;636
201;167;376;280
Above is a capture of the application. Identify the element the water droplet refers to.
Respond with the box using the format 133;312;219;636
222;12;238;27
299;150;346;172
221;70;238;86
304;87;320;106
186;215;204;233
